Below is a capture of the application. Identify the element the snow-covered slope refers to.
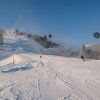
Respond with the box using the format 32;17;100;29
86;43;100;53
0;29;100;100
80;43;100;59
0;52;100;100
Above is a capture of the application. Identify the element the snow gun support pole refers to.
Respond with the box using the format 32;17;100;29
13;52;15;66
40;49;43;62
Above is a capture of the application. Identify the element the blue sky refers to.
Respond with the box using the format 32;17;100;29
0;0;100;47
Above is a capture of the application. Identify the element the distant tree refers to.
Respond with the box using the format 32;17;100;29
20;33;23;35
93;32;100;39
43;35;47;40
28;34;31;38
47;41;52;47
87;49;91;54
82;44;86;49
16;28;19;33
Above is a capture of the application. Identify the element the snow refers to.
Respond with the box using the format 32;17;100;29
0;29;100;100
84;44;91;47
0;52;100;100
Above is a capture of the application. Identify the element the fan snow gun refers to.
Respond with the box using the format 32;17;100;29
93;32;100;39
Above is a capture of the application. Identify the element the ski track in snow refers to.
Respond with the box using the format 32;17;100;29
0;53;99;100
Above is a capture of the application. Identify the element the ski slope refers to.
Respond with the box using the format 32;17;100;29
0;52;100;100
0;29;100;100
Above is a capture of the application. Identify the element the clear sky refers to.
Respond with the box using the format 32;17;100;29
0;0;100;47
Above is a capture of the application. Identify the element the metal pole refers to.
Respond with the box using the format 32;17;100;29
13;53;15;65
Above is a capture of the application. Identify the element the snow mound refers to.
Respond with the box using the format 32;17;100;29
0;54;23;66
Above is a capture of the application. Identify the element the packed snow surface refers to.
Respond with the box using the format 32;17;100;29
0;52;100;100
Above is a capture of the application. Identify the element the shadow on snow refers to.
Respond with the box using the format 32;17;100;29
1;65;33;73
